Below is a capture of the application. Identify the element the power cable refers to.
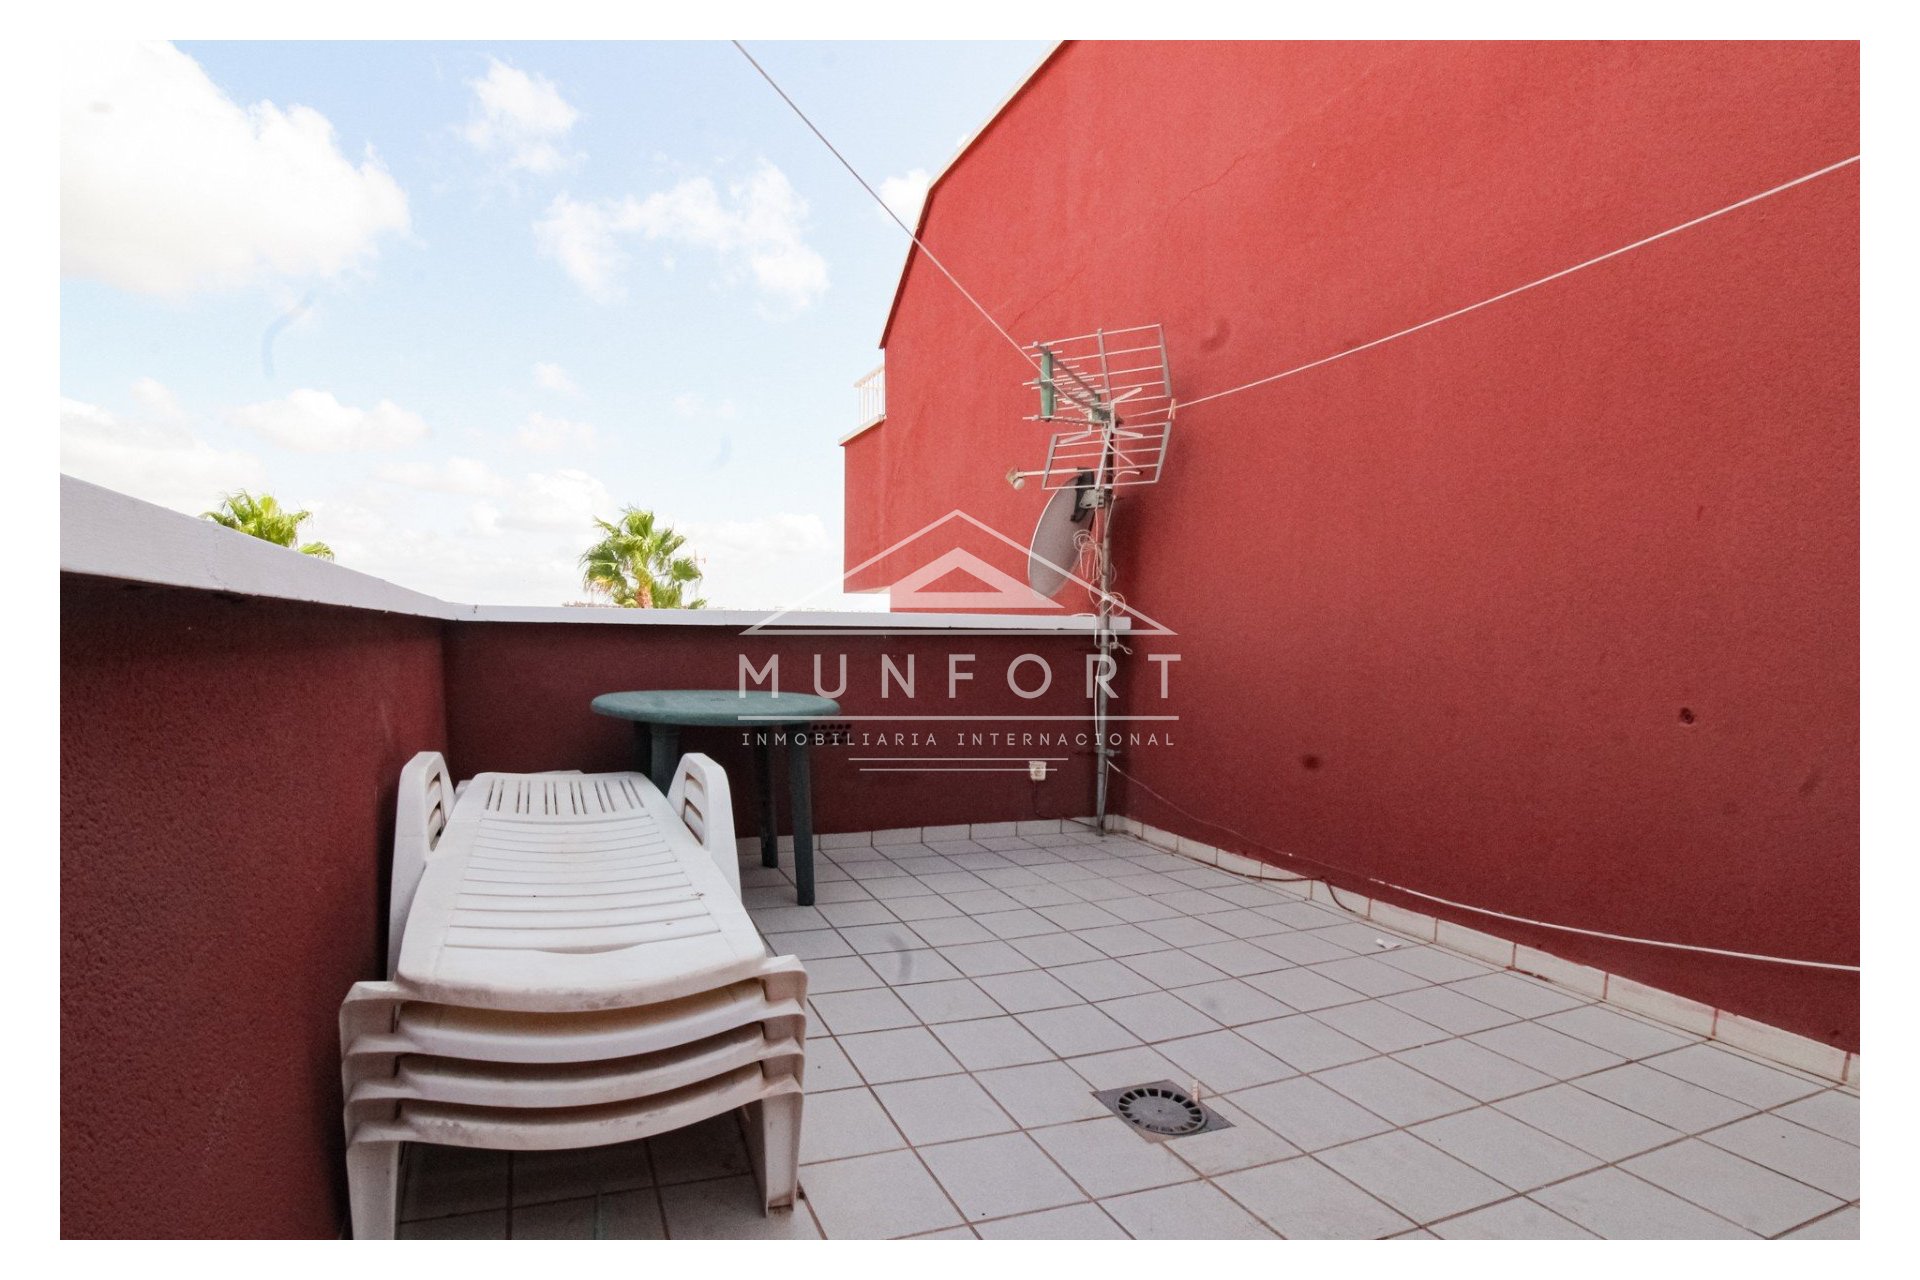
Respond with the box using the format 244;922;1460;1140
731;41;1038;369
1107;761;1859;972
1175;155;1861;411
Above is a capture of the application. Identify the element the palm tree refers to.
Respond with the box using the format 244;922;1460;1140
580;507;706;608
202;490;335;560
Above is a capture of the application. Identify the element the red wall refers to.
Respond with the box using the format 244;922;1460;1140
61;576;1101;1238
858;42;1858;1047
61;575;448;1238
842;421;891;593
443;623;1098;833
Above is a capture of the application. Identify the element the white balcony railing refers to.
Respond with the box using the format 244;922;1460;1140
854;363;885;430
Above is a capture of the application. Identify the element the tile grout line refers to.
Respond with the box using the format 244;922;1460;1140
791;936;1781;1159
1107;819;1856;1085
744;830;1856;1241
505;1150;517;1239
795;996;1799;1239
800;961;1008;1238
1275;1026;1853;1235
799;839;1841;1121
642;1137;670;1240
1417;1191;1596;1240
819;1029;1134;1234
1766;1199;1858;1240
796;852;1295;1233
853;823;1856;1086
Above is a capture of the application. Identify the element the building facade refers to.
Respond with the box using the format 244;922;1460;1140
845;42;1859;1048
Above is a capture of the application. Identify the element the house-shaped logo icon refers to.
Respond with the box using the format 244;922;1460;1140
744;509;1174;637
885;546;1058;612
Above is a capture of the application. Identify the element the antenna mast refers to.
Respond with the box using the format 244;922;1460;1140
1009;324;1174;832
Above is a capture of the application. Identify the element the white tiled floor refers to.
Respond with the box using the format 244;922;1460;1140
398;827;1861;1240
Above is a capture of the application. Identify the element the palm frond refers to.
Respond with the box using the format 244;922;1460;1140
578;505;706;609
202;490;334;560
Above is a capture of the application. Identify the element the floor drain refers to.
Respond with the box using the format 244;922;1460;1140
1117;1085;1206;1135
1093;1080;1233;1143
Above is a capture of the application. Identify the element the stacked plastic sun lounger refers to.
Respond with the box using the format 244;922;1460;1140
339;752;807;1239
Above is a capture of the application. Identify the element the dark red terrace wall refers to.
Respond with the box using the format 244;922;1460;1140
61;574;447;1238
442;623;1098;834
865;42;1858;1046
61;577;1098;1238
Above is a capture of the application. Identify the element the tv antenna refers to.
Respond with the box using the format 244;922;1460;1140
1007;324;1173;831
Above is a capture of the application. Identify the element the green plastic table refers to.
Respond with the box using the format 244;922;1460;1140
590;690;840;906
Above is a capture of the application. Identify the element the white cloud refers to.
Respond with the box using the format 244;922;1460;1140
671;392;736;419
533;361;582;397
62;41;409;295
61;396;267;516
681;513;844;609
501;468;613;532
462;57;580;175
230;388;429;453
315;497;585;605
374;456;509;496
130;376;186;421
533;194;627;303
878;168;931;226
517;411;596;453
691;513;831;558
535;161;828;307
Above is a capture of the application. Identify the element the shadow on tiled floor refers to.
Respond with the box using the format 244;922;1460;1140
399;826;1860;1240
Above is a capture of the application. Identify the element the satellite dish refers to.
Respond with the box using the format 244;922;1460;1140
1028;471;1096;597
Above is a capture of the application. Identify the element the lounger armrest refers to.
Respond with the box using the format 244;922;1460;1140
666;753;740;898
389;751;453;979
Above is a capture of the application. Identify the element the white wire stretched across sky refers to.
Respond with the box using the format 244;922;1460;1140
734;37;1856;413
731;41;1039;371
1173;154;1860;412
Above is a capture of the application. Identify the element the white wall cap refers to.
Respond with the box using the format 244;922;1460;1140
62;475;1122;634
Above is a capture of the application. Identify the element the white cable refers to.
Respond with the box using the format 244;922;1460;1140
1106;762;1858;973
731;41;1038;370
1176;154;1861;412
1374;883;1859;973
738;63;1857;974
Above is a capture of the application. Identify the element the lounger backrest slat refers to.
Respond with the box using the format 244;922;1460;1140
478;774;647;819
425;775;447;844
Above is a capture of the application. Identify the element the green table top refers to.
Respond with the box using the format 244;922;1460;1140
590;689;841;727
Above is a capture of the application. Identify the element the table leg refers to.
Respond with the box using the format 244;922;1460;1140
631;722;651;775
787;739;815;907
649;725;679;793
754;737;779;869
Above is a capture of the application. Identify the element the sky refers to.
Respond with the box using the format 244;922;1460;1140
59;39;1050;607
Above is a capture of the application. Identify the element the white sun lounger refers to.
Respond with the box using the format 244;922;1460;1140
345;1023;805;1111
353;1067;802;1170
341;976;806;1068
397;764;770;1010
342;753;805;1239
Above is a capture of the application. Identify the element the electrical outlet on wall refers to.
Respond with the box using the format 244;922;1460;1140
1028;760;1048;782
